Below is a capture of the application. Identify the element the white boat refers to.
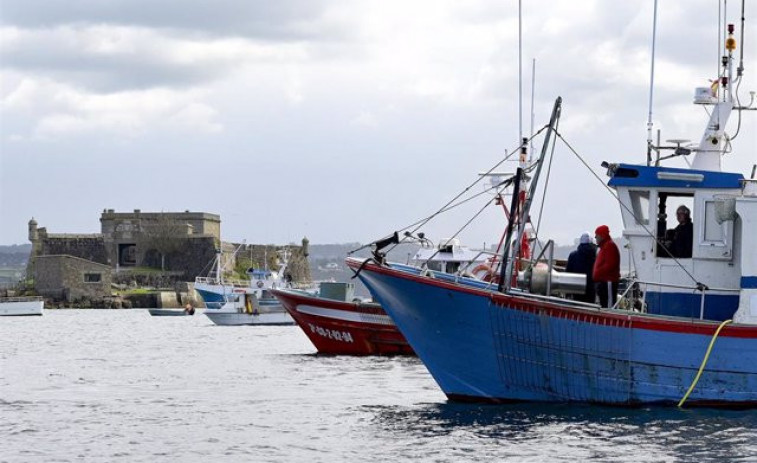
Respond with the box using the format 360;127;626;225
205;296;294;326
196;247;306;325
411;237;492;275
0;296;44;316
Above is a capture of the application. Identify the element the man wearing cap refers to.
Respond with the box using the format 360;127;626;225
566;232;596;303
671;205;693;258
593;225;620;308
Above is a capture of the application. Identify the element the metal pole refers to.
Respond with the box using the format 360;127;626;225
518;0;523;148
546;240;554;296
530;58;536;162
646;0;659;166
498;168;523;293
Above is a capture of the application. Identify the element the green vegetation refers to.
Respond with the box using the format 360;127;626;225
231;256;256;281
115;288;157;296
122;266;165;274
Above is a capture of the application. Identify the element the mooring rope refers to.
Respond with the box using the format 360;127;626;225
678;318;733;408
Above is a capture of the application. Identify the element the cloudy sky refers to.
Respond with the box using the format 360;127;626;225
1;1;755;248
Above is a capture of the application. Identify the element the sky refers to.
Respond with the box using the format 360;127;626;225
1;0;755;249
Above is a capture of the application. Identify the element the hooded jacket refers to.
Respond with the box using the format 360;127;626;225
593;237;620;283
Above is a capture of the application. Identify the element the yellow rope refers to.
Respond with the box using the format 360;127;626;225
678;319;733;408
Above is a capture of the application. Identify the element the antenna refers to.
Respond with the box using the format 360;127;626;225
518;0;523;158
738;0;745;77
646;0;659;167
530;58;536;162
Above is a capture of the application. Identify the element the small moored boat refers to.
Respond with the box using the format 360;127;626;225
205;295;294;326
148;308;192;317
0;296;44;316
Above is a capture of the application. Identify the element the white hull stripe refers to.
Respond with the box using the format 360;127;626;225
295;304;395;326
205;312;293;325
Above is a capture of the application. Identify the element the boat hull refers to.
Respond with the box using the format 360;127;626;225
347;258;757;407
0;298;44;316
148;309;189;316
195;283;290;310
271;289;414;355
205;311;294;326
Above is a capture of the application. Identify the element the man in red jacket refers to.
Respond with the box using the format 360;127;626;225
593;225;620;308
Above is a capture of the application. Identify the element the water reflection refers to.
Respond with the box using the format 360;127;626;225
366;402;757;462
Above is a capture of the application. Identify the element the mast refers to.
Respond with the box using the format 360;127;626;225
518;0;523;149
501;97;562;292
691;19;737;171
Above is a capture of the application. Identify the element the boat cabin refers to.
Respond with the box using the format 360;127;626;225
412;238;484;274
608;163;757;321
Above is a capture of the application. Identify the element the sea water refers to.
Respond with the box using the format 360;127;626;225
1;310;756;462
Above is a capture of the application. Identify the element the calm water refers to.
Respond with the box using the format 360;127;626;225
2;310;756;462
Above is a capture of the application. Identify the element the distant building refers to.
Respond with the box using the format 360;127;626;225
99;209;220;268
34;255;112;302
28;210;220;291
27;210;312;300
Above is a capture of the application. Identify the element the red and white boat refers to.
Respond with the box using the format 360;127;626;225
271;283;413;356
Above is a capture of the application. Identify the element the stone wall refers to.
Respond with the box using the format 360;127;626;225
145;235;218;280
34;255;112;302
98;210;220;271
100;209;221;240
39;234;109;265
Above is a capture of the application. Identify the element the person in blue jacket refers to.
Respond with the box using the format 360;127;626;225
566;232;596;303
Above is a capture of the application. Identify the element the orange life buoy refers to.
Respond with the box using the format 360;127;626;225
471;264;498;283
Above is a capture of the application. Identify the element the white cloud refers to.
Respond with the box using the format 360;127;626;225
0;0;755;246
351;110;378;128
3;78;223;138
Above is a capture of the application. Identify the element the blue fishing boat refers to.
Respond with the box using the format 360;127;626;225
348;9;757;407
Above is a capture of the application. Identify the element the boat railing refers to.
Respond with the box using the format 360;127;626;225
455;249;501;273
194;276;250;288
506;287;601;309
624;279;740;319
0;296;44;303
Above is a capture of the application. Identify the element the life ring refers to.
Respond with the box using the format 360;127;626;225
256;280;264;288
471;264;498;283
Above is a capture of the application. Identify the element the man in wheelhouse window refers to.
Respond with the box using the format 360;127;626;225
669;205;693;258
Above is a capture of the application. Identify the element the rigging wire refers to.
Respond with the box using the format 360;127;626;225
349;126;549;256
395;177;514;237
414;186;505;266
533;118;560;242
730;73;744;141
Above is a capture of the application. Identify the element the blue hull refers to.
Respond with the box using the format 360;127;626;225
349;259;757;407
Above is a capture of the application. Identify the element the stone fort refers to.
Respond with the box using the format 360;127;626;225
29;209;311;302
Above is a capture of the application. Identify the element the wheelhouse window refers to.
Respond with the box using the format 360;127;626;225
655;192;694;259
703;200;725;242
629;190;650;225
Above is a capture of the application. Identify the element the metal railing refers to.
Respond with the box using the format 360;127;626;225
620;279;740;319
194;276;250;288
0;296;43;303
